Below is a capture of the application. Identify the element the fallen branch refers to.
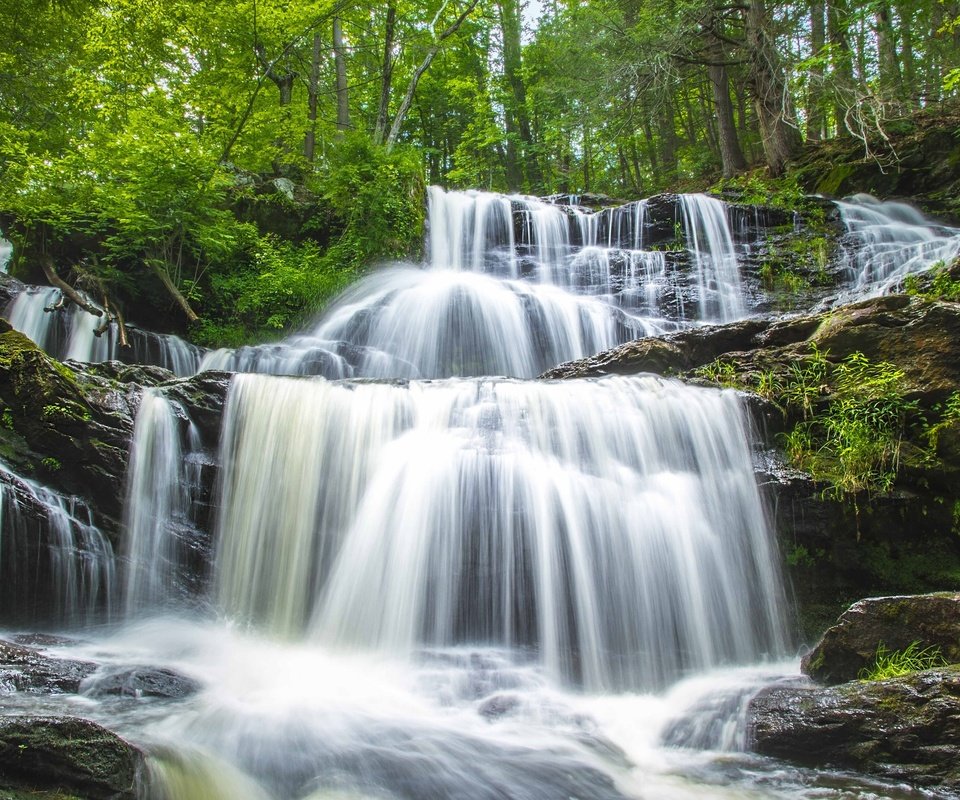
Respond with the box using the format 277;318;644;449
39;255;102;317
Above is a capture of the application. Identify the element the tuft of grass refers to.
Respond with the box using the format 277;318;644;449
858;641;948;681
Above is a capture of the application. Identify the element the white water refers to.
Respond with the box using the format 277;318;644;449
0;239;11;273
0;462;115;625
201;188;756;378
4;286;203;376
7;187;957;800
214;374;786;690
836;194;960;298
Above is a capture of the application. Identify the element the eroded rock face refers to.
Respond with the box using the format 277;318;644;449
0;640;97;694
749;667;960;790
801;593;960;684
0;716;144;800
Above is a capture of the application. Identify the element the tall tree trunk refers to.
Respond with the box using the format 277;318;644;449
374;2;397;144
874;1;904;108
707;52;748;177
895;0;917;107
656;101;679;185
333;16;351;132
807;0;826;141
744;0;802;175
498;0;541;190
827;0;855;136
304;33;322;161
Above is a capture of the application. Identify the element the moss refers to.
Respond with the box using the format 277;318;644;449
815;163;856;197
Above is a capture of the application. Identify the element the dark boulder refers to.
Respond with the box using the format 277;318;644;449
749;667;960;790
0;639;96;694
802;593;960;684
0;716;143;800
80;666;201;701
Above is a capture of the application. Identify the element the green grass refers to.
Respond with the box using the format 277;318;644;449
858;641;948;681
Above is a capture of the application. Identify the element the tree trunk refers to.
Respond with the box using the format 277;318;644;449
498;0;540;190
333;16;351;132
38;256;102;317
149;260;199;323
827;0;855;136
374;2;397;145
385;0;480;151
708;59;748;177
875;2;904;108
744;0;802;176
304;33;322;161
807;0;826;141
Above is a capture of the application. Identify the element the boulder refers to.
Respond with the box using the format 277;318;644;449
80;666;201;701
802;593;960;684
749;667;960;789
0;716;143;800
0;640;96;694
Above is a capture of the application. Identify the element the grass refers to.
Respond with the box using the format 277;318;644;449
858;641;948;681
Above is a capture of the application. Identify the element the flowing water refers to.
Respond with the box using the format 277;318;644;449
834;194;960;299
200;189;761;378
4;286;203;376
3;188;960;799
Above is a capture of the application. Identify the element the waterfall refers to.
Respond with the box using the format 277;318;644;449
0;462;115;625
213;373;786;691
4;286;204;375
0;239;11;273
122;389;205;614
836;194;960;297
201;188;756;379
679;194;745;322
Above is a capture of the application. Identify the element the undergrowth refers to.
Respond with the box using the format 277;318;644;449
858;641;947;681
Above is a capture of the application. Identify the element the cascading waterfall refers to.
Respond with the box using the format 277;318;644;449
0;239;11;273
214;373;786;691
122;389;204;614
201;187;755;378
679;194;745;322
836;193;960;297
0;462;115;625
4;286;204;375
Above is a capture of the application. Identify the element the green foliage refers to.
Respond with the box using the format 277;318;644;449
40;457;61;472
903;260;960;301
858;641;948;681
782;350;919;498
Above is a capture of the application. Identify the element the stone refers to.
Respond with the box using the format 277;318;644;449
749;667;960;789
0;640;96;694
801;593;960;684
80;666;201;701
0;716;143;800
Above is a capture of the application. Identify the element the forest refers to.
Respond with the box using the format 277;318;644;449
1;0;958;346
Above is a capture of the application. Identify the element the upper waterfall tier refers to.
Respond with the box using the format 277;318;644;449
209;373;787;691
834;194;960;299
201;188;770;379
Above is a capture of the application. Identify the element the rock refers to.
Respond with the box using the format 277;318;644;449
0;640;97;694
801;593;960;684
478;693;521;719
80;666;201;701
749;667;960;789
0;716;143;800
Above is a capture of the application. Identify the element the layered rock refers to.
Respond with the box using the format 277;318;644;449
749;667;960;790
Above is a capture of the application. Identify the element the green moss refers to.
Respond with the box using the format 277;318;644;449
815;163;856;197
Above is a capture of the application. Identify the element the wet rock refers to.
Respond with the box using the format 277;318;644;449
802;593;960;684
0;640;97;694
80;666;201;700
0;716;143;800
749;667;960;790
161;371;231;448
478;693;521;719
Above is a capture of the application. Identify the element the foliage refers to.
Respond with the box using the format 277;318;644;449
858;641;948;681
903;260;960;301
785;351;918;498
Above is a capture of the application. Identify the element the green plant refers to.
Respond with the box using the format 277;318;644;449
696;358;738;387
41;456;61;472
858;641;947;681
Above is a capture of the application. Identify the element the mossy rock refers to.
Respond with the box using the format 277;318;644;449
801;593;960;684
0;716;143;800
